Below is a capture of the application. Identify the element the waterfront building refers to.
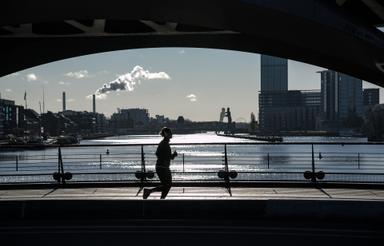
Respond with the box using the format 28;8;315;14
338;73;363;120
0;99;24;138
155;115;166;124
110;108;149;131
110;110;133;130
319;70;363;130
124;108;149;126
363;88;380;114
62;110;107;134
115;108;149;127
260;55;288;92
41;111;65;136
23;108;41;136
259;55;321;132
259;55;289;132
259;90;321;132
41;110;107;136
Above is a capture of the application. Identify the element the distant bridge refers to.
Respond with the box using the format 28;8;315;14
1;0;384;86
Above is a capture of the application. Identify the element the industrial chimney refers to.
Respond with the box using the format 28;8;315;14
93;94;96;114
62;92;66;111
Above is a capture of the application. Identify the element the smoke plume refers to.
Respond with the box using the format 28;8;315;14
88;66;170;99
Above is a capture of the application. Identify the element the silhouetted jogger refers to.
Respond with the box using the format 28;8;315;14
143;127;177;199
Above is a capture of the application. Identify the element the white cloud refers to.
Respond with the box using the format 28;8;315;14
5;89;12;92
179;49;186;55
65;70;90;79
89;66;171;99
186;94;197;102
26;73;37;81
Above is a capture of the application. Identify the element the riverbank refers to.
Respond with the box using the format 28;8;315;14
216;133;283;142
81;133;115;140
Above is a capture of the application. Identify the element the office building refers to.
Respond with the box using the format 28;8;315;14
62;110;107;134
260;54;288;92
319;70;363;129
110;108;149;129
259;55;321;132
338;73;363;120
363;88;380;117
363;88;380;107
0;99;24;137
259;55;289;131
259;90;321;132
122;108;149;126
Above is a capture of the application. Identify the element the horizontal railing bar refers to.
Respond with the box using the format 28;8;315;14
2;170;384;177
62;157;140;161
3;180;384;186
2;179;384;184
0;154;58;158
1;161;380;167
3;160;383;165
2;141;384;149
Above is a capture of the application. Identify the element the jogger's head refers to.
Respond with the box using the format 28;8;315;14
160;127;173;139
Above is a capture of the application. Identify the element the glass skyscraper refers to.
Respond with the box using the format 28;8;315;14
259;55;288;131
319;70;363;125
259;55;321;132
260;55;288;92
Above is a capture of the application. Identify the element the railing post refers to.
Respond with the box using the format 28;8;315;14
267;153;270;169
134;145;147;197
182;152;185;192
56;147;66;184
60;147;66;184
223;144;232;196
141;145;146;174
311;144;316;183
57;147;61;183
15;156;19;171
358;153;360;169
304;144;324;182
182;153;185;173
99;154;102;169
134;145;155;197
224;144;228;172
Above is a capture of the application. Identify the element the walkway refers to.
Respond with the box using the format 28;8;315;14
1;186;384;245
1;186;384;201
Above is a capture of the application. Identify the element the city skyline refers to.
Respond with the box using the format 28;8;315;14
0;48;382;122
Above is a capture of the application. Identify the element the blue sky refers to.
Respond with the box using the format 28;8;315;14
0;48;382;122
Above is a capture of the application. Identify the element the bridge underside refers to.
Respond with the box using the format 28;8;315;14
1;0;384;86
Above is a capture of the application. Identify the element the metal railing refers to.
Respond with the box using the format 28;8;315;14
1;142;384;191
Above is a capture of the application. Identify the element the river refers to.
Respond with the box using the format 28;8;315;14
0;133;383;183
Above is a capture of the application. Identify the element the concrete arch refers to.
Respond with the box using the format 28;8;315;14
1;0;384;86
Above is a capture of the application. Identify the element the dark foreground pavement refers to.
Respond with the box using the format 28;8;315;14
1;187;384;245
